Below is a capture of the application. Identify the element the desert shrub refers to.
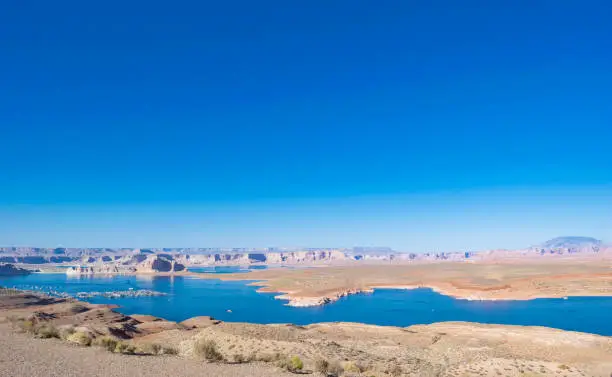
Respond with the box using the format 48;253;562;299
344;360;367;373
67;331;92;346
59;325;76;340
194;339;223;362
161;346;178;355
315;358;330;375
327;360;344;377
558;364;570;370
138;342;162;355
17;320;35;333
290;355;304;372
114;341;136;354
277;355;304;373
344;361;359;373
232;353;246;363
255;352;283;363
94;336;119;352
35;324;60;339
277;357;291;370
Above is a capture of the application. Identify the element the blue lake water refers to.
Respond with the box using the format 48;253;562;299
1;273;611;336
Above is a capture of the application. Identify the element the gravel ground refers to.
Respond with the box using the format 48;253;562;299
0;323;291;377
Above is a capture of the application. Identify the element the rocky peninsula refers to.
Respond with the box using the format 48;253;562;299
0;263;32;276
197;258;612;307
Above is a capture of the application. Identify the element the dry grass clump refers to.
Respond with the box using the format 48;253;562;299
343;361;366;373
113;341;136;354
277;355;304;373
34;323;60;339
315;358;330;375
328;360;344;377
252;352;283;363
161;345;178;355
16;319;35;333
11;319;60;339
232;353;247;363
138;342;162;355
315;358;346;376
194;338;224;362
66;331;92;346
59;325;76;340
136;342;178;355
94;336;119;352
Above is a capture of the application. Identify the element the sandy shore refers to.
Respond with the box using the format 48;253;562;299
190;259;612;307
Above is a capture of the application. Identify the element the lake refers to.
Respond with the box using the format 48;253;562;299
1;273;611;336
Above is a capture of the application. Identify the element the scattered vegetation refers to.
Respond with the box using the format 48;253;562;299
343;361;365;373
315;358;330;375
94;336;119;352
138;342;162;355
58;325;76;340
113;341;136;354
34;324;60;339
16;319;35;333
194;338;224;362
254;352;283;363
232;353;246;363
327;360;344;377
66;331;92;346
277;355;304;373
161;345;178;355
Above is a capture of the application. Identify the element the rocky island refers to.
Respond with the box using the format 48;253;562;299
0;263;32;276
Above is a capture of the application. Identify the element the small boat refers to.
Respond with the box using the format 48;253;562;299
226;309;232;313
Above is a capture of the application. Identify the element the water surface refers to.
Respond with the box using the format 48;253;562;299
1;273;611;336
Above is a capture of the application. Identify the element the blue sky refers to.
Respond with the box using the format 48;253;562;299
1;1;611;250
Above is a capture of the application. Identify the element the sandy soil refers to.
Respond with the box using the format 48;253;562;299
0;322;294;377
191;259;612;306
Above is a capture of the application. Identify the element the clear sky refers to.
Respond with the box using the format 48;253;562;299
1;1;611;251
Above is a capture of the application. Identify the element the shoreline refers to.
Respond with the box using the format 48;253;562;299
256;283;612;308
12;263;612;308
3;288;612;376
190;268;612;307
3;288;612;335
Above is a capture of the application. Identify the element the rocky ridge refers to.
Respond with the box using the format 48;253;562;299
1;237;609;268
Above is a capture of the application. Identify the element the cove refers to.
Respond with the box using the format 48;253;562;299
1;273;611;336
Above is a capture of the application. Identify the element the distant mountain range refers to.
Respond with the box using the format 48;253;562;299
540;236;602;249
0;237;608;267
